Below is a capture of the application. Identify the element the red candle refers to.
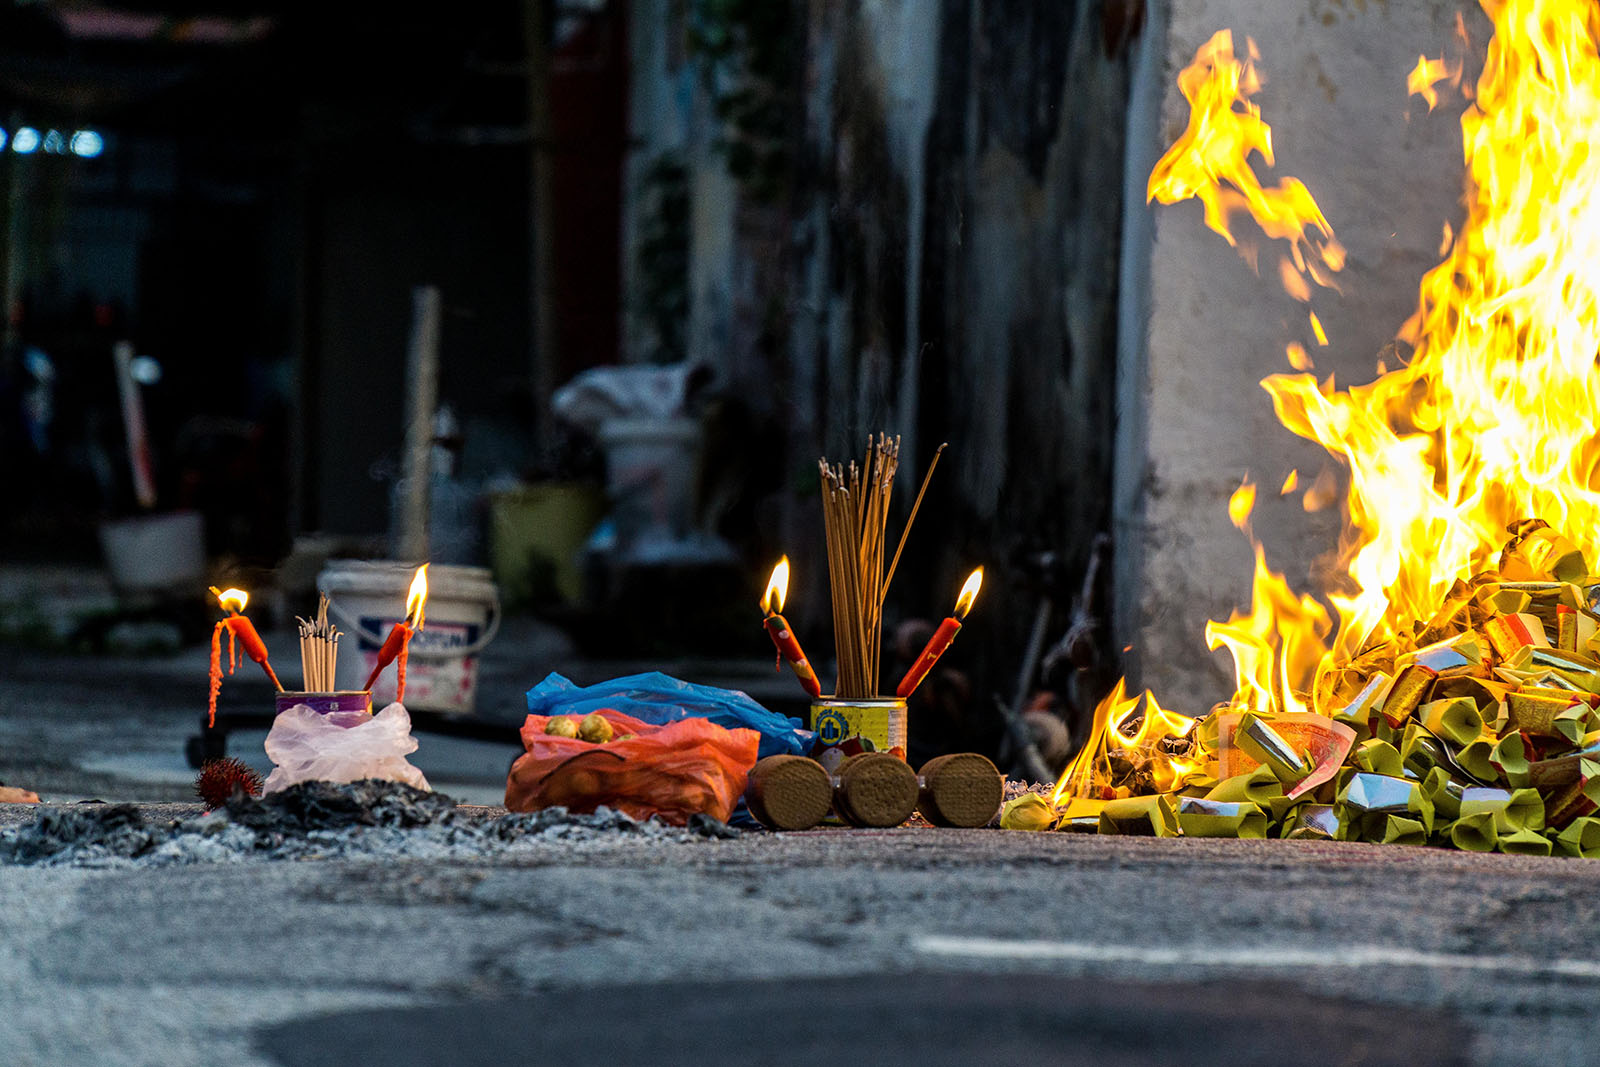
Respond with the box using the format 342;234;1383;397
363;565;428;700
207;587;283;727
761;557;822;698
896;568;983;698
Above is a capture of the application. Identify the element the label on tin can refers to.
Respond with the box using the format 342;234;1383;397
810;699;908;772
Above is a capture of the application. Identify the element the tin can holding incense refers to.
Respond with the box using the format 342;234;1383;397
275;690;372;728
810;696;907;773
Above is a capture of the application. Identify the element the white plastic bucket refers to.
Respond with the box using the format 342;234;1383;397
98;510;206;596
318;561;501;715
597;416;701;541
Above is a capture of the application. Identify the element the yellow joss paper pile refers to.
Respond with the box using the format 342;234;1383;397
1003;521;1600;857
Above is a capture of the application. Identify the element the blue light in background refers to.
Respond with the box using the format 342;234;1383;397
12;127;39;154
69;130;104;158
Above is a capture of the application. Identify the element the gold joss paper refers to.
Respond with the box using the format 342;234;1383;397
1484;613;1550;660
1380;664;1435;728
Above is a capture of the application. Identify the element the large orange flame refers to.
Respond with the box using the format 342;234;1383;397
1268;0;1600;663
1147;29;1346;302
1060;0;1600;801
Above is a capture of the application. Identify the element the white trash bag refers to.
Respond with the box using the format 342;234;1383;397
263;702;430;793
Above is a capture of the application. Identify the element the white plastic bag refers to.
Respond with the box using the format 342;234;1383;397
263;702;430;793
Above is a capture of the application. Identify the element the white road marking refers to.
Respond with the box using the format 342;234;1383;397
911;936;1600;980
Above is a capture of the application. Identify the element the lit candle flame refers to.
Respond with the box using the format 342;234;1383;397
406;565;429;630
954;567;983;619
762;557;790;615
213;587;249;614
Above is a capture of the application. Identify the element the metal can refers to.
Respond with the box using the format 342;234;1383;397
809;696;907;773
275;691;373;726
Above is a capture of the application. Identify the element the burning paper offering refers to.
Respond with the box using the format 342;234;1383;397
1006;1;1600;856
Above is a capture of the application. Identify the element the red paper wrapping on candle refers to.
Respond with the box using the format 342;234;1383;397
396;626;415;702
207;623;237;728
208;615;282;726
362;622;412;693
764;614;822;697
228;615;281;689
896;616;961;698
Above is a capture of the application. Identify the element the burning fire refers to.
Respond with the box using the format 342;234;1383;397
763;557;791;615
954;568;983;619
215;588;249;614
1146;28;1345;302
1058;0;1600;806
406;565;429;630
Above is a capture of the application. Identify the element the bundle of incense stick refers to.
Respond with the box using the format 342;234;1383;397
296;595;342;692
819;434;946;699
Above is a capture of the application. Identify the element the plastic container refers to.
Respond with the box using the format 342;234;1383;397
319;561;501;715
98;510;205;596
487;482;604;606
596;416;701;542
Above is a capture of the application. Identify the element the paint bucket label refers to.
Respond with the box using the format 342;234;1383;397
358;616;481;711
810;698;907;774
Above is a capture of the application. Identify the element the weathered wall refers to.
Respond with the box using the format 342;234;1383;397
623;0;1135;719
1117;0;1486;708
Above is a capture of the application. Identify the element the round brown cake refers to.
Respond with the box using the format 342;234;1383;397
744;755;833;831
833;752;919;828
916;752;1004;828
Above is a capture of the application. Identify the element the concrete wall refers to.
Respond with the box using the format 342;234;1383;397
1117;0;1487;708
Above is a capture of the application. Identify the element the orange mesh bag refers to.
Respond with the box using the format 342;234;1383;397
504;708;759;825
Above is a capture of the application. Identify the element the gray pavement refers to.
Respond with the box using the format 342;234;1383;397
3;828;1596;1066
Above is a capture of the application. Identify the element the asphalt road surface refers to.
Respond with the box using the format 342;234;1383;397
5;826;1598;1066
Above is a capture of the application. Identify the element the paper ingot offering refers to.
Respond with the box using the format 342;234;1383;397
1234;713;1313;784
1543;759;1600;829
1204;765;1283;806
1283;804;1339;840
1450;810;1500;852
1097;794;1179;837
1556;815;1600;858
1460;786;1544;834
1215;712;1355;800
1175;796;1267;839
1484;613;1550;660
1419;697;1485;748
1352;738;1404;777
998;792;1061;832
1336;773;1435;839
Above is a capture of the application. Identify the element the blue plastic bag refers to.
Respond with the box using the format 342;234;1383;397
525;672;812;759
